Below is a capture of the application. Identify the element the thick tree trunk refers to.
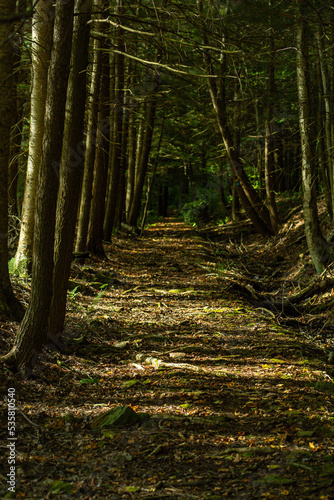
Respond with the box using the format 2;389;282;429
48;0;91;337
13;0;54;274
0;0;24;321
2;0;74;373
75;33;102;252
296;4;332;273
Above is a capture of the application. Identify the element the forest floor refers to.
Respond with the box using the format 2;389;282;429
1;211;334;499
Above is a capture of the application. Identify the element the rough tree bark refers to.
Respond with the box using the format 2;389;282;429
48;0;91;337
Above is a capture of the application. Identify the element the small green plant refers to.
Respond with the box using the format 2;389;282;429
68;285;81;299
92;283;108;306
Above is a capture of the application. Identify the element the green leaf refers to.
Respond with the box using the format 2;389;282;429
297;430;314;437
122;380;139;388
50;480;73;494
79;378;99;385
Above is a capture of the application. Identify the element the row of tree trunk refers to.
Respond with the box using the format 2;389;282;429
1;0;161;372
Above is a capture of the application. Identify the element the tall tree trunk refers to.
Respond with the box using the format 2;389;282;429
315;22;333;218
8;0;26;217
140;115;164;233
75;32;102;253
113;103;129;229
264;22;279;232
125;85;137;220
0;0;24;321
87;47;110;257
13;0;54;274
296;3;332;273
128;68;160;227
103;4;125;239
48;0;91;337
2;0;74;373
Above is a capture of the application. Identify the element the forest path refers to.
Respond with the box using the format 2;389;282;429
2;219;334;499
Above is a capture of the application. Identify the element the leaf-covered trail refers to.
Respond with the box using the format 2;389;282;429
1;220;334;499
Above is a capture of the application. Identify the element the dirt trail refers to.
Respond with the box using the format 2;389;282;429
1;220;334;499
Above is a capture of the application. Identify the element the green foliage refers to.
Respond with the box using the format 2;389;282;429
68;286;81;300
181;186;223;225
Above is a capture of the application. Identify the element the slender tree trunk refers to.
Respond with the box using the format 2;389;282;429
48;0;91;337
141;115;164;233
316;58;332;214
103;4;125;239
114;103;129;229
8;0;26;217
315;23;333;218
125;63;136;220
75;31;102;252
2;0;74;373
128;68;160;226
87;47;110;257
0;0;24;321
264;27;279;232
13;0;54;274
296;3;332;273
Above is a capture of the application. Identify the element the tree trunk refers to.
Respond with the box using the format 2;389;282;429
87;47;110;257
8;0;26;217
264;29;279;233
75;31;102;252
13;0;54;274
103;4;125;240
296;3;332;273
141;115;164;233
48;0;91;337
2;0;74;373
128;68;160;226
125;62;136;220
315;23;333;218
0;0;24;321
